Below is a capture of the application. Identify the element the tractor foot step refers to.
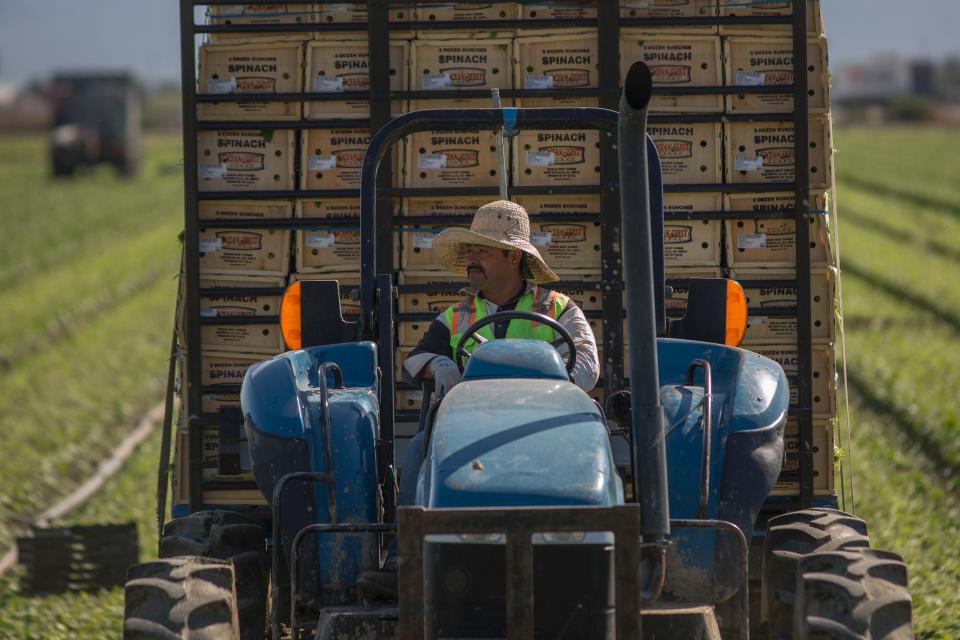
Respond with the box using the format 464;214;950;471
641;603;722;640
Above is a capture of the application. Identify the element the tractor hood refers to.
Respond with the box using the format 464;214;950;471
419;378;623;508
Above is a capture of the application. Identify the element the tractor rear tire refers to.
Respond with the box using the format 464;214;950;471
762;508;870;640
123;556;240;639
160;511;268;640
795;548;913;639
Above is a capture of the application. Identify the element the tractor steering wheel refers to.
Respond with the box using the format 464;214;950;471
454;310;578;375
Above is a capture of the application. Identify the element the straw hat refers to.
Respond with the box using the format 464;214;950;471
431;200;560;284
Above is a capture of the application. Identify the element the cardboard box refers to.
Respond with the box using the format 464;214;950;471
725;191;832;267
619;0;717;22
199;201;293;276
396;388;426;412
416;3;518;21
201;321;284;355
289;271;361;320
748;343;836;416
662;193;723;267
771;418;834;495
207;4;315;42
724;117;833;189
648;122;723;185
619;32;723;112
200;350;265;388
719;0;824;36
199;288;284;355
521;2;597;19
514;195;601;272
198;200;292;277
172;428;265;507
180;274;285;356
515;32;599;108
398;273;465;345
513;129;601;187
398;273;467;314
315;3;412;23
663;267;724;316
407;107;501;188
297;199;362;273
400;196;490;218
411;39;513;91
199;274;286;320
304;40;408;119
198;391;242;416
300;128;371;190
399;222;469;271
725;36;830;114
296;226;362;273
555;273;603;311
198;42;302;120
198;129;295;192
730;267;836;344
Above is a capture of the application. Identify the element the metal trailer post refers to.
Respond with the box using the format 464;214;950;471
179;0;203;513
792;0;816;508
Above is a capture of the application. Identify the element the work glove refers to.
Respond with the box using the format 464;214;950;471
430;356;462;399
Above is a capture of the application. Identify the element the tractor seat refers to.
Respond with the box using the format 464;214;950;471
462;339;568;381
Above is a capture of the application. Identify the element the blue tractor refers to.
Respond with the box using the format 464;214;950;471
123;63;912;640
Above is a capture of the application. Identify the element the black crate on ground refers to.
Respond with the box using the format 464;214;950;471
16;522;139;594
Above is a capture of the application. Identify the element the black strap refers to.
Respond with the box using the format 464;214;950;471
156;312;178;551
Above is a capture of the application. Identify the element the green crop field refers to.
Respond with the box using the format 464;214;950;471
0;134;182;638
0;126;959;638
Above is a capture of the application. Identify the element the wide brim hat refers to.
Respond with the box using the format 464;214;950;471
431;200;560;284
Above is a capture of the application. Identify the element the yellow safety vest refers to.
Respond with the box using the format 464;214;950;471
442;286;570;357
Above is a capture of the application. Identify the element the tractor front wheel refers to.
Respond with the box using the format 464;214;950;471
761;508;870;639
159;510;268;640
795;548;913;639
123;556;240;639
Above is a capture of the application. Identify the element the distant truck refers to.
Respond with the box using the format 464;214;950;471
48;72;142;177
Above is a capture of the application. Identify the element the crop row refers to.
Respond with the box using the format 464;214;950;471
832;127;960;636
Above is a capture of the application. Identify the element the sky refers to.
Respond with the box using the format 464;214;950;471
1;1;959;87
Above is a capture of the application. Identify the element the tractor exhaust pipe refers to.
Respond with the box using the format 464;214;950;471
619;62;670;545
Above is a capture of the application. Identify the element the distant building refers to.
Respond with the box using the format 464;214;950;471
910;61;938;96
0;84;53;131
833;55;911;104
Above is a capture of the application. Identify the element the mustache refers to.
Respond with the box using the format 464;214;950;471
466;263;486;275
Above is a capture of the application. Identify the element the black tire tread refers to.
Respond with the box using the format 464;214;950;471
123;556;240;639
762;508;871;639
160;511;268;640
796;548;913;639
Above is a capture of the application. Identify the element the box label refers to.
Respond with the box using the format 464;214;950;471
423;72;452;89
200;238;223;253
306;233;336;248
418;153;448;169
313;76;344;92
208;77;237;94
738;233;767;249
413;234;436;249
527;150;556;166
736;70;766;86
199;163;228;179
308;155;337;171
735;156;764;171
525;75;555;89
531;231;553;247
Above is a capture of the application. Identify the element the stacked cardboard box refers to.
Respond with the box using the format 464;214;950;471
182;11;417;505
715;1;837;495
185;1;838;497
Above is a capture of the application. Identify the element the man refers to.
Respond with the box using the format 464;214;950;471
357;200;599;598
402;199;600;397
